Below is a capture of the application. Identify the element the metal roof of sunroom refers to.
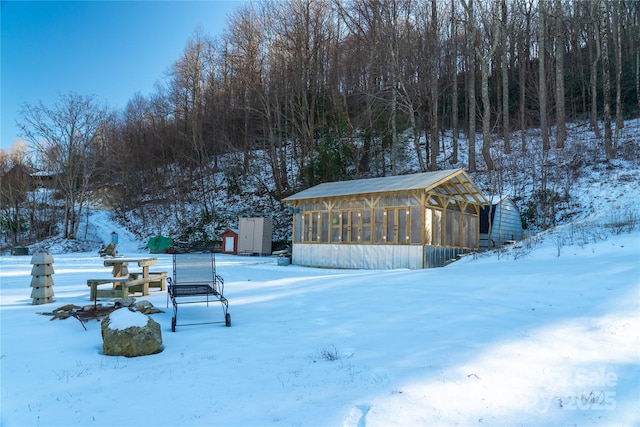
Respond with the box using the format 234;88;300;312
282;168;488;206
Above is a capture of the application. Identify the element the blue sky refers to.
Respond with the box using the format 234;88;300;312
1;0;243;151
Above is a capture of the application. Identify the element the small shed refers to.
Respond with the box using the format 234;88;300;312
282;169;489;269
219;228;239;254
479;196;524;249
238;218;272;255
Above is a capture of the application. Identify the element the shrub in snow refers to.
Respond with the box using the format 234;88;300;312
319;345;340;361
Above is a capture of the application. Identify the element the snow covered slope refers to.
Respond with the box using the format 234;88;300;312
0;208;638;426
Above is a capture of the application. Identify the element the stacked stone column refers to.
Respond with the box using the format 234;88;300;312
30;252;55;305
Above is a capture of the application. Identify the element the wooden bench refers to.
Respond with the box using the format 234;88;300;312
127;272;168;295
127;271;167;292
87;277;132;301
87;272;168;301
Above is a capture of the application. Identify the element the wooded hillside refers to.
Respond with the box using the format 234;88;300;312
2;0;639;247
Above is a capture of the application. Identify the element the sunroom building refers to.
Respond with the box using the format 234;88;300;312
282;168;489;269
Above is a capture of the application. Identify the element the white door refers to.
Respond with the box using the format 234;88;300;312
244;220;255;251
224;236;235;252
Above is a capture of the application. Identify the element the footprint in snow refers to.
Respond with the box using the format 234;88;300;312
343;404;371;427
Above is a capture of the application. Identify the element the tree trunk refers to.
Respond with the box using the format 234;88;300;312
501;0;511;154
468;56;477;171
429;0;439;171
589;1;602;138
481;56;495;171
637;39;640;119
554;0;566;149
451;0;459;164
539;1;550;152
519;0;531;153
463;0;477;172
390;77;398;175
612;1;623;137
477;2;499;171
601;3;614;159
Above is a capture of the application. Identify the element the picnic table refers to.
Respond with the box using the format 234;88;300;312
88;257;166;301
103;257;158;278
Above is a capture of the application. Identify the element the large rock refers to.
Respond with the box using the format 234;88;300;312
101;309;162;357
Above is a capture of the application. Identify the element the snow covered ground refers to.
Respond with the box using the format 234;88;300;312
2;118;639;426
1;208;638;426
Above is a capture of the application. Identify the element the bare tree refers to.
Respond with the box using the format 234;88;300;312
335;0;383;176
17;92;108;239
600;1;614;159
475;0;500;170
516;0;534;153
589;0;602;138
538;1;550;152
501;0;511;154
375;0;401;175
636;0;640;120
168;29;219;218
461;0;478;172
612;0;623;142
427;0;440;171
450;0;459;164
117;93;153;212
554;0;566;149
0;143;33;245
271;0;331;184
636;2;640;118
